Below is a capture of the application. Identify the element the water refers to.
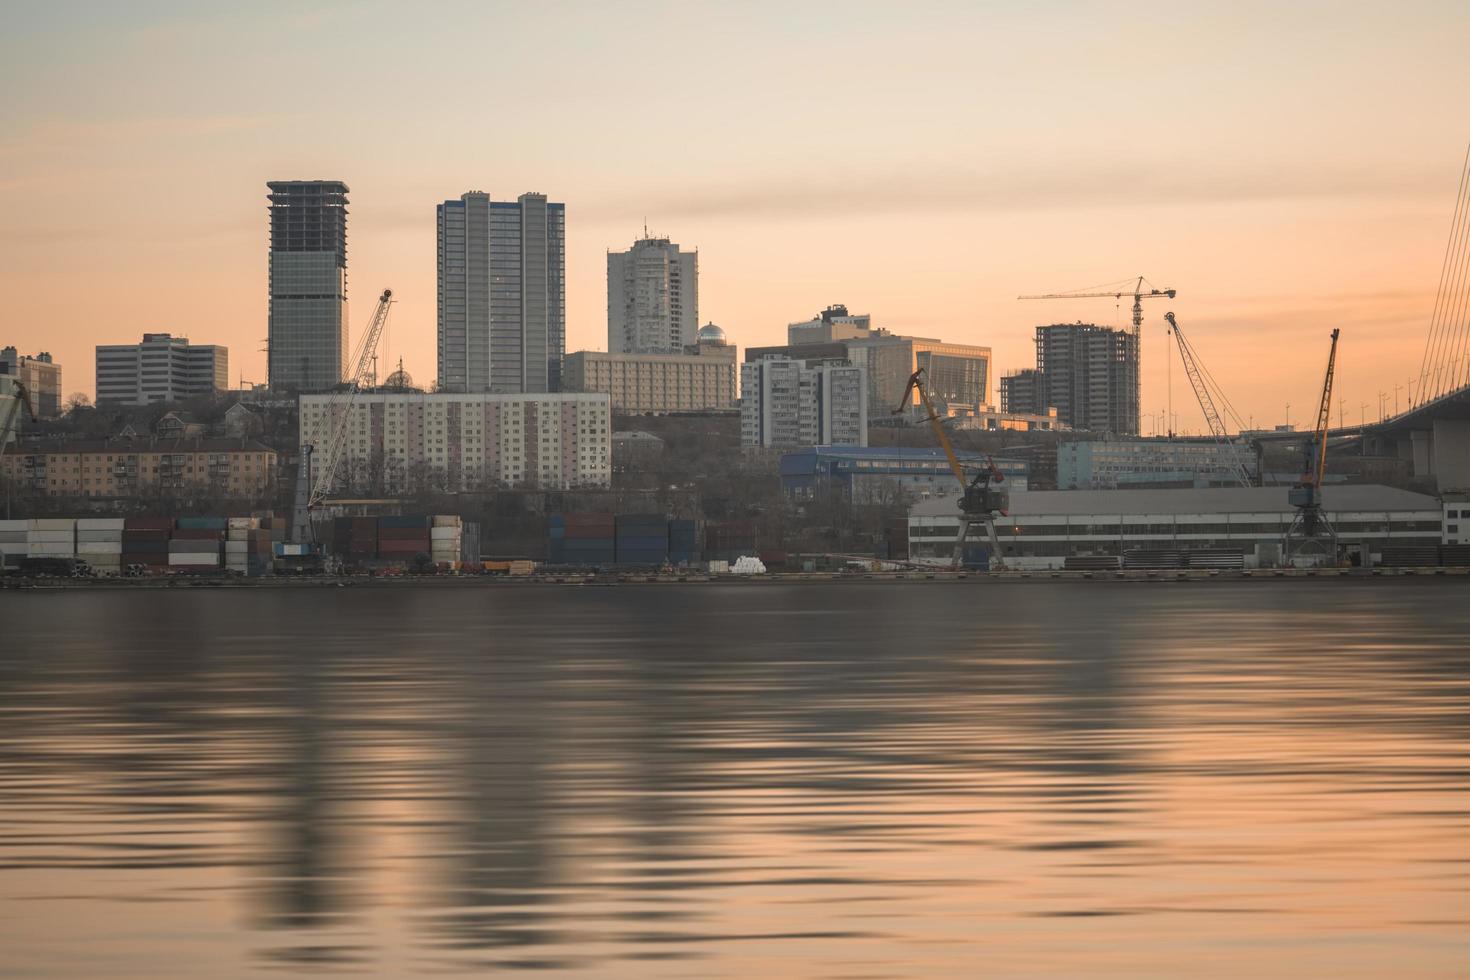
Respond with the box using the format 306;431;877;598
2;580;1469;977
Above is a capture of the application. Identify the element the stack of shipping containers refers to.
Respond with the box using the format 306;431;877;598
551;513;616;565
0;520;25;567
615;514;669;566
27;519;74;560
225;518;273;576
431;516;463;566
669;519;699;566
169;517;225;572
122;518;172;571
77;518;123;575
377;516;432;564
332;517;379;565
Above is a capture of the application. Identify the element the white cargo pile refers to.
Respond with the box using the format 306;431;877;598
28;518;75;558
76;518;124;576
730;555;767;575
431;514;462;566
0;519;26;566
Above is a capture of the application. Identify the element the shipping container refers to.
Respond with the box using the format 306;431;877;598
77;518;126;531
124;518;175;531
379;515;430;529
176;517;228;530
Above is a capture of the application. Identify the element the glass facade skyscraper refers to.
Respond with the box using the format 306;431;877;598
438;191;564;393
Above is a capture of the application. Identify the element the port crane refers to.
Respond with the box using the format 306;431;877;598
1283;329;1341;563
289;288;395;544
1018;276;1174;428
896;368;1009;571
1;380;37;520
1162;312;1253;488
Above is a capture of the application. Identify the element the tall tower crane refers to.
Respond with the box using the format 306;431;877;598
289;289;394;544
1162;312;1253;488
1018;276;1174;433
1283;329;1341;563
896;368;1009;571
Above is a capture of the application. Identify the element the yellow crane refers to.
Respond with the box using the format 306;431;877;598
1284;329;1341;562
896;368;1009;571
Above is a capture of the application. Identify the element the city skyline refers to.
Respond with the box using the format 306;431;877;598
4;2;1469;430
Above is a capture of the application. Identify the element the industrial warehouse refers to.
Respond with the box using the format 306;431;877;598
907;485;1446;570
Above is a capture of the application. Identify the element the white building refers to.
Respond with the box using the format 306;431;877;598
787;304;873;345
908;485;1443;569
96;334;228;405
299;392;610;493
438;191;565;393
740;356;867;448
607;236;698;354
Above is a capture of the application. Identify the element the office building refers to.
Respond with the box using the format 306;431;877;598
908;485;1443;569
0;348;61;418
1021;323;1139;435
748;331;991;419
299;391;610;492
1057;439;1259;490
740;356;867;448
438;191;565;394
2;438;277;499
267;180;349;392
564;324;736;413
781;446;1029;503
95;334;228;405
788;304;874;345
607;235;698;354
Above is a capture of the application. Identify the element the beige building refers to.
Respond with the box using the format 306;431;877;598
2;439;277;498
0;347;62;418
299;391;611;493
563;324;736;413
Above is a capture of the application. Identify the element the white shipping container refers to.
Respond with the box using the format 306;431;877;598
0;532;26;544
28;545;75;556
0;520;27;532
28;531;75;543
430;527;461;540
169;553;222;566
77;530;124;543
28;519;74;531
76;518;126;531
228;517;258;530
77;542;124;555
432;515;463;527
226;541;249;554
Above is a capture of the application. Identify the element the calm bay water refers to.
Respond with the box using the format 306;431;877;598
1;581;1468;977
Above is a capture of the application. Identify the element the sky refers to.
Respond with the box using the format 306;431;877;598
4;0;1469;432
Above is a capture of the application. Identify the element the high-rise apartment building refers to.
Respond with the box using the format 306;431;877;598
0;347;62;418
437;191;565;394
740;356;867;448
607;236;698;354
96;334;228;405
1030;323;1139;435
299;391;609;492
1000;369;1043;415
267;180;348;392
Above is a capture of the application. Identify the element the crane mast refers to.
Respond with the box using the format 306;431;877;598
1283;329;1341;563
896;368;1009;571
1;380;38;521
1163;312;1252;488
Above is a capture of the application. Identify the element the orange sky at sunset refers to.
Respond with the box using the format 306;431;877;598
4;1;1468;430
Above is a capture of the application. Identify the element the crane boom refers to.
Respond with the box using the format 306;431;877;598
897;369;967;490
1163;312;1252;488
1310;329;1340;489
309;288;394;508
